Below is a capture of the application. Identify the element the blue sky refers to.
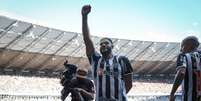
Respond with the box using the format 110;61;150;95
0;0;200;42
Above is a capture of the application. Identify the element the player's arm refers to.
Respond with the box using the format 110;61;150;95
169;67;185;101
121;56;133;93
123;72;133;93
74;88;95;100
82;5;95;58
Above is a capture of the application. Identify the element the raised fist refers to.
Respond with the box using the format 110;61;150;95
81;5;91;16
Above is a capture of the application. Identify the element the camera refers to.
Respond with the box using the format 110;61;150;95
61;63;77;86
61;61;78;101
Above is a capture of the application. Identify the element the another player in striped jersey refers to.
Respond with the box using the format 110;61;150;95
170;36;201;101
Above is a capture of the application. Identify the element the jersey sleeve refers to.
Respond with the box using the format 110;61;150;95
119;56;133;75
176;53;187;71
88;51;101;65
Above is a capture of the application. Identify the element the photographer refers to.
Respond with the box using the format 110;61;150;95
60;60;95;101
60;60;77;87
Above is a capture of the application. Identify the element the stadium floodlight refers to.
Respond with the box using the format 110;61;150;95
63;32;66;35
149;47;156;53
72;39;79;46
56;40;62;43
26;31;35;39
128;41;133;46
33;25;36;28
7;30;15;34
48;29;52;32
115;44;120;50
17;32;22;35
78;33;81;37
166;43;169;47
42;37;47;40
12;21;18;27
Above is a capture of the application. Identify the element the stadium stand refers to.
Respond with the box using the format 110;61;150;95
0;75;182;101
0;15;200;101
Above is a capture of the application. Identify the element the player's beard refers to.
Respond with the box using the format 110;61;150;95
100;47;112;57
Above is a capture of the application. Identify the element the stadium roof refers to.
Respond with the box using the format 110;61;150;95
0;16;200;76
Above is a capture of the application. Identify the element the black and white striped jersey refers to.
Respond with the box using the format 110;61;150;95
88;51;133;101
176;51;201;101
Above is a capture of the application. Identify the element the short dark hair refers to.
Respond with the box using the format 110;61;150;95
100;37;113;44
181;36;200;48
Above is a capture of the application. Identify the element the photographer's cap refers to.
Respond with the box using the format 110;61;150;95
76;68;88;78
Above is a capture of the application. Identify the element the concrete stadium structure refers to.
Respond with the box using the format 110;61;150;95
2;15;200;101
2;15;199;77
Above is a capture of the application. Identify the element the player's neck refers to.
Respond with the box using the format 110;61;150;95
103;53;113;60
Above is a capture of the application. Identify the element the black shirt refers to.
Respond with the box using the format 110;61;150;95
69;78;95;101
